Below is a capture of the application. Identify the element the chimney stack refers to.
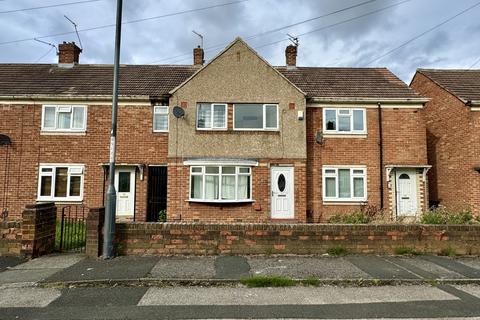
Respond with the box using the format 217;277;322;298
193;46;204;66
58;41;82;65
285;44;297;67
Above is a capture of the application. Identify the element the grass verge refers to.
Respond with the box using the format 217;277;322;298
240;276;296;287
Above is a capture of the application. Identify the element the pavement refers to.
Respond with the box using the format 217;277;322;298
1;254;480;319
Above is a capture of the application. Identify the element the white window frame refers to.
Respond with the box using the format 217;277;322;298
323;108;366;134
37;164;85;201
233;103;279;131
322;166;367;202
41;105;87;132
196;103;227;130
153;105;169;132
189;165;253;203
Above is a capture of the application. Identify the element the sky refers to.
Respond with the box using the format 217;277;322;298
0;0;479;83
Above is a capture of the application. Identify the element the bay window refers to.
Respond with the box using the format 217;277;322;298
190;166;252;202
197;103;227;130
38;165;84;201
323;108;366;134
42;105;87;132
323;167;366;201
234;104;278;130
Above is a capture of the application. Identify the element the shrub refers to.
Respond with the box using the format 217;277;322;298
157;209;167;222
420;207;474;225
241;276;296;287
394;246;419;255
439;247;457;257
327;245;348;256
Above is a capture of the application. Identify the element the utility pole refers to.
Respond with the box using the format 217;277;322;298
103;0;123;259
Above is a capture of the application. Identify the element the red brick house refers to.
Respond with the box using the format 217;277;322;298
0;38;429;223
410;69;480;213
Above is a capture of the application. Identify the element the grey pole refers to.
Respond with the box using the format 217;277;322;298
103;0;123;259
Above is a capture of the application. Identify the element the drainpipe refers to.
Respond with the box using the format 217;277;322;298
378;102;384;209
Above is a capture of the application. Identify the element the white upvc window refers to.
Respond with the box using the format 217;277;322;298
153;106;169;132
37;164;84;201
323;166;367;202
323;108;366;134
42;105;87;132
233;104;279;130
197;103;227;130
190;166;252;202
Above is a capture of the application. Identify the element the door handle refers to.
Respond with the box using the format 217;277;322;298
401;197;409;199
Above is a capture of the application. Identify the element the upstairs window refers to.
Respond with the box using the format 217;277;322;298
153;106;169;132
323;108;366;134
190;166;251;202
197;103;227;130
234;104;278;130
37;165;84;201
42;105;87;132
323;167;367;202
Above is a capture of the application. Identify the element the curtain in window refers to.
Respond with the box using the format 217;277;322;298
154;113;168;131
205;176;219;199
198;104;211;128
213;105;225;128
325;110;336;130
338;115;351;131
325;177;336;197
57;112;71;129
72;107;84;129
222;176;235;200
40;176;52;196
338;169;351;198
353;177;364;197
54;168;68;197
43;107;56;128
191;175;203;199
237;175;249;199
69;176;81;197
353;110;364;131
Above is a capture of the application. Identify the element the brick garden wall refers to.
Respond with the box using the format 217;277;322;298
0;221;22;256
113;222;480;256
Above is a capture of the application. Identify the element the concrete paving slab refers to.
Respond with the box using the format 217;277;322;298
12;254;85;270
453;284;480;299
247;256;370;279
0;268;62;284
386;256;465;279
49;287;148;307
421;256;480;278
0;256;26;272
45;256;159;282
346;256;421;279
0;287;61;307
456;257;480;271
150;256;215;279
138;285;458;306
215;256;250;279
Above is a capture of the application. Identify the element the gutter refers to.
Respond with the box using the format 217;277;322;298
0;94;153;103
377;102;384;209
307;97;429;104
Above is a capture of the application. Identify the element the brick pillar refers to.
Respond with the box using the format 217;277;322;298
85;207;105;258
285;44;297;67
21;202;57;259
193;46;204;65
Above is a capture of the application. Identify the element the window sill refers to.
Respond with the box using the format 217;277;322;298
322;133;367;138
186;199;255;204
323;201;367;206
40;131;86;136
152;131;169;134
36;199;84;204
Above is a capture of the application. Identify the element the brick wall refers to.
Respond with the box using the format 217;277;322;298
114;222;480;255
411;73;480;213
0;221;22;256
0;103;168;221
306;106;428;222
20;202;56;258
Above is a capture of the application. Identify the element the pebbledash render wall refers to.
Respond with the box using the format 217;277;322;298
306;103;429;222
0;101;168;221
411;73;480;213
166;39;307;222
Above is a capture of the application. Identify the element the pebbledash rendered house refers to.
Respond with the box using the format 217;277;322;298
0;38;430;223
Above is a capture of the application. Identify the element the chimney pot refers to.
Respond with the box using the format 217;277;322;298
58;41;82;65
285;44;297;67
193;46;204;66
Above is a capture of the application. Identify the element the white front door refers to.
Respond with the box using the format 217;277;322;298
114;168;136;216
396;169;417;216
271;167;294;219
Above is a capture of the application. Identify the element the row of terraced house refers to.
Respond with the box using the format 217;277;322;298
0;38;479;223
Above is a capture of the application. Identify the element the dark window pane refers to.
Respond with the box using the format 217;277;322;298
69;176;81;197
278;174;286;192
54;168;68;197
234;104;263;129
118;172;131;192
40;176;52;196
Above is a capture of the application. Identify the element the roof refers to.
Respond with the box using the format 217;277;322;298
0;63;421;100
416;69;480;102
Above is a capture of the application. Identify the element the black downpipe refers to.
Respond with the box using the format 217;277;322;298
378;102;384;209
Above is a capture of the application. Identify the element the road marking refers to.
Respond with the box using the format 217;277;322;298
138;285;459;306
0;287;61;308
